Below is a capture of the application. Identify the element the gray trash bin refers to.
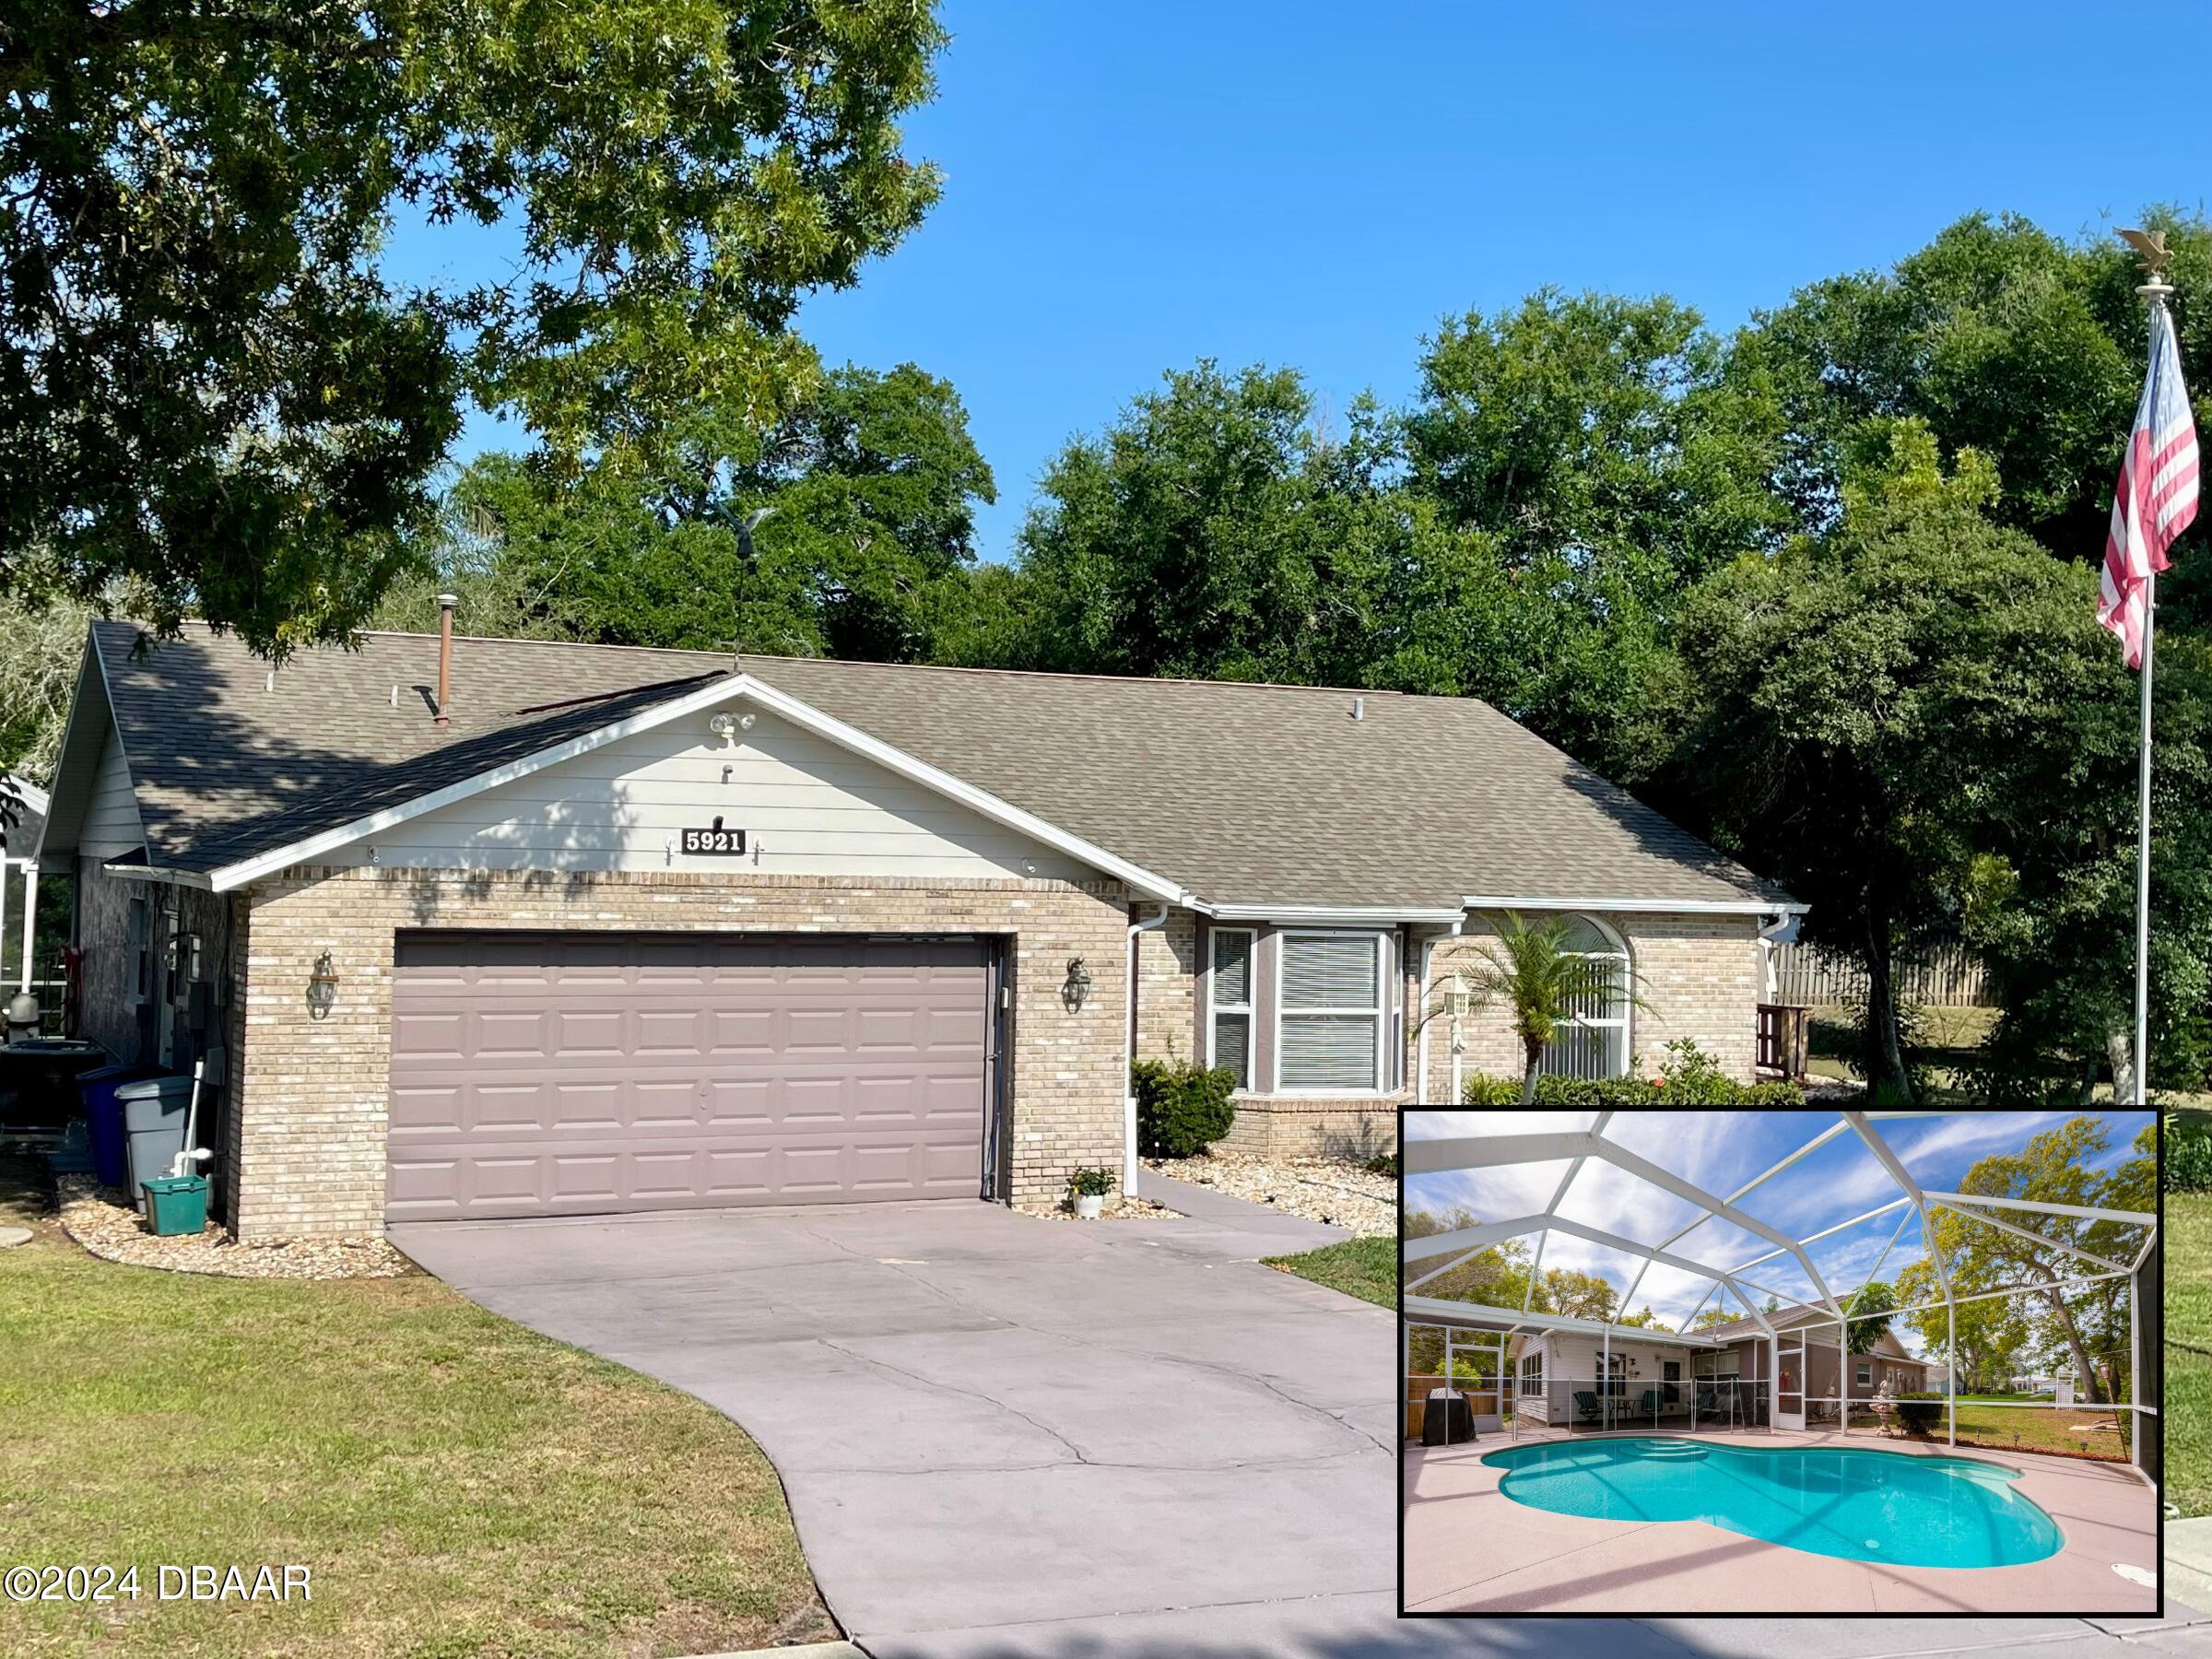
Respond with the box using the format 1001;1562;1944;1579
118;1076;194;1216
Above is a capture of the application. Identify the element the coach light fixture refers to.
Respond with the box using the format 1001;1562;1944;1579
306;951;339;1021
1061;957;1094;1012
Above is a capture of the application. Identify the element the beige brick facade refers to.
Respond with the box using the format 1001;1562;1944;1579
1132;905;1199;1065
1416;912;1761;1100
226;865;1132;1239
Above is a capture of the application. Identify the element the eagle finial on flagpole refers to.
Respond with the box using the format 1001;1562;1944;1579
2119;227;2175;296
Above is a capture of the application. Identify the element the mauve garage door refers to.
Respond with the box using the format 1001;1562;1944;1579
386;932;990;1221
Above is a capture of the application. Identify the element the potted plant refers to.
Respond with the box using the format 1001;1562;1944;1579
1068;1167;1115;1219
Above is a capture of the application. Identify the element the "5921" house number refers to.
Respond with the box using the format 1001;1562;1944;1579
680;820;747;856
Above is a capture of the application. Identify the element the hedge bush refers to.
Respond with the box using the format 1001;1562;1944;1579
2169;1111;2212;1193
1892;1392;1945;1433
1461;1049;1805;1107
1133;1058;1238;1159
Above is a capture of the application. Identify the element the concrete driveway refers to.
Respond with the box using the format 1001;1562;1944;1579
394;1191;2212;1658
392;1183;1401;1654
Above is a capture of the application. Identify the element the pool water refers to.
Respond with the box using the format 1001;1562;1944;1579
1480;1438;2062;1568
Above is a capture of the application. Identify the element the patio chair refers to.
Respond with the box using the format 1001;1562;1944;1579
1637;1389;1665;1420
1694;1387;1721;1419
1572;1390;1603;1426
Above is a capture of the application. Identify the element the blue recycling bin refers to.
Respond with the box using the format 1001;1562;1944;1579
118;1076;194;1215
78;1064;159;1188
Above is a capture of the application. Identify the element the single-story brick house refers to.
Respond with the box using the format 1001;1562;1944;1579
34;616;1799;1239
1512;1303;1930;1429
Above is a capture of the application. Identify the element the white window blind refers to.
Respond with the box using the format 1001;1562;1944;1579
1208;929;1253;1089
1535;914;1631;1081
1278;933;1381;1090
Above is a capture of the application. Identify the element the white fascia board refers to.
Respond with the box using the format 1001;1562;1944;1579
1200;902;1466;924
1460;893;1809;917
31;636;112;864
1405;1295;1729;1347
101;862;213;889
6;779;49;816
1404;1130;1595;1177
204;673;1193;901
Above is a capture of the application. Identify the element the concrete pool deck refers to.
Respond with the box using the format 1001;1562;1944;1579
1404;1430;2159;1615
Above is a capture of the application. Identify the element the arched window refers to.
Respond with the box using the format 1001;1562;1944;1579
1536;914;1630;1080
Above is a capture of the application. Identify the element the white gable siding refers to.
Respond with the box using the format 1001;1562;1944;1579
79;726;145;859
337;709;1100;881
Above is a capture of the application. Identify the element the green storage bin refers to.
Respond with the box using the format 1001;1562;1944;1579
142;1175;208;1238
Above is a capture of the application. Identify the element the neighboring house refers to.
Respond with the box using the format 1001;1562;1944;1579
35;619;1799;1239
2;775;48;996
1512;1301;1929;1426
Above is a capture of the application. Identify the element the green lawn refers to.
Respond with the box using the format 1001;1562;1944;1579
2171;1193;2212;1515
1263;1234;1394;1308
0;1204;830;1657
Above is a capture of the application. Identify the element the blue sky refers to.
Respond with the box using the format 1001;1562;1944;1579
384;2;2212;565
1405;1110;2153;1351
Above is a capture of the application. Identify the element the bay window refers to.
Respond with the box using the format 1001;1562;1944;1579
1207;927;1254;1089
1277;931;1384;1091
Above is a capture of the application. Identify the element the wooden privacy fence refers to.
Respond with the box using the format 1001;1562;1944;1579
1769;941;1991;1008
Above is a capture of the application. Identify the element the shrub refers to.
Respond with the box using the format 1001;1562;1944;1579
1363;1149;1400;1178
1458;1050;1805;1107
1891;1392;1944;1434
1133;1058;1238;1159
1067;1166;1116;1198
2169;1111;2212;1193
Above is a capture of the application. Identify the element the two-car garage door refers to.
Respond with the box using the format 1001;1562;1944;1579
384;932;993;1222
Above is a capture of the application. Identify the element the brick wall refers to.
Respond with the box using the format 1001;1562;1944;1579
1131;904;1198;1066
229;865;1131;1239
1417;912;1761;1100
1218;1098;1403;1160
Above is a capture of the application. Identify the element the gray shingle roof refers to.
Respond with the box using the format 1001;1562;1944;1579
1694;1302;1921;1360
84;621;1791;909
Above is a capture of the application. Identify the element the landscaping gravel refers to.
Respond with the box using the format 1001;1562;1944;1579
59;1175;415;1279
1143;1148;1397;1235
1036;1194;1182;1222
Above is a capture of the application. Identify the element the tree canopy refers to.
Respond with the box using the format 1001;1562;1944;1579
1895;1117;2151;1405
0;0;947;653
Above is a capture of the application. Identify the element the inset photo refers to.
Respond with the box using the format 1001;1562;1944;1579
1400;1108;2160;1617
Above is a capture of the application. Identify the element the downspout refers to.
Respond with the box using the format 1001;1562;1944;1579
1124;902;1169;1197
1755;911;1791;1001
1420;916;1464;1105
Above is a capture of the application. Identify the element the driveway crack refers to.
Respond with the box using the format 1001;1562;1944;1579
816;1337;1092;1466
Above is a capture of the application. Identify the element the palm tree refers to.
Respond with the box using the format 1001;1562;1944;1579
1459;912;1644;1104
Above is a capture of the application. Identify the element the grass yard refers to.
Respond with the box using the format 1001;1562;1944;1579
2171;1193;2212;1516
0;1203;831;1657
1263;1234;1394;1308
1924;1403;2131;1462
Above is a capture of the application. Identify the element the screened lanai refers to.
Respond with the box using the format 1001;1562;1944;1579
1402;1110;2159;1478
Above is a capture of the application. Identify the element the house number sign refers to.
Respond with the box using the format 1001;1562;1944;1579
680;818;747;856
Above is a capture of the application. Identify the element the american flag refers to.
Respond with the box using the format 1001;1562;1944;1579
2099;301;2199;668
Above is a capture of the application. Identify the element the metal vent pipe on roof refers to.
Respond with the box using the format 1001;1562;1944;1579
434;593;457;726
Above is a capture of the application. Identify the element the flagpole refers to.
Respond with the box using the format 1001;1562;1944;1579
2133;272;2175;1106
2134;559;2153;1105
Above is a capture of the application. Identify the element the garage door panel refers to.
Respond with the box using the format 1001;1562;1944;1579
388;931;990;1220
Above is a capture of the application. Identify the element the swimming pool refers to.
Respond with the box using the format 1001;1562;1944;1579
1480;1438;2063;1568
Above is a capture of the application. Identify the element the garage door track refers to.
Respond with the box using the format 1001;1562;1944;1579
391;1194;1396;1653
